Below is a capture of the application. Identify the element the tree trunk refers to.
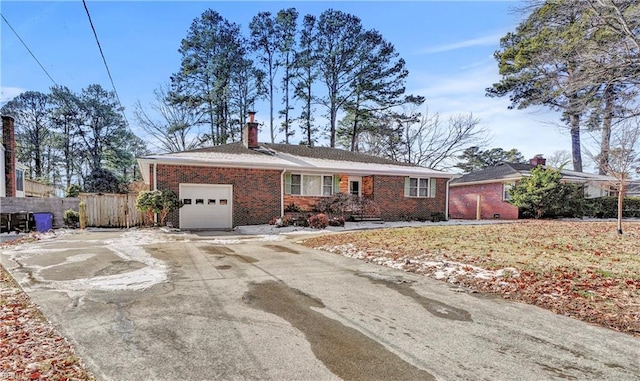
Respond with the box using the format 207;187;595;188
599;84;614;175
269;64;275;144
617;176;625;234
283;56;290;144
569;112;582;172
350;117;359;152
330;106;337;148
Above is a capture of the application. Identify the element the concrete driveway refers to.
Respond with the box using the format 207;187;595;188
1;229;638;381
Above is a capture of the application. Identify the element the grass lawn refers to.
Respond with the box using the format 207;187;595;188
301;220;640;337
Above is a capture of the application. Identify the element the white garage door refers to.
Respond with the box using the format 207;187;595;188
179;184;233;229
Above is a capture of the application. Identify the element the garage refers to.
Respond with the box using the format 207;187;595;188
179;184;233;229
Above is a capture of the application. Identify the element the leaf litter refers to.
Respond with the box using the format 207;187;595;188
1;264;95;381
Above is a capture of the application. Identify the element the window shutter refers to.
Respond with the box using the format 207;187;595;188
404;177;410;197
430;178;437;198
334;175;340;194
285;173;292;194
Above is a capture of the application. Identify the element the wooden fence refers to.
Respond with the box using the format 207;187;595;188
79;193;146;228
25;179;56;197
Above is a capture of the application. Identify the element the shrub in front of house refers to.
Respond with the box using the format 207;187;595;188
270;215;295;227
135;189;182;226
584;197;640;218
315;193;352;215
328;216;345;227
284;203;302;213
429;212;446;222
509;167;585;218
308;213;329;229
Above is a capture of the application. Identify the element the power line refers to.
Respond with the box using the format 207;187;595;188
81;0;129;126
1;13;58;86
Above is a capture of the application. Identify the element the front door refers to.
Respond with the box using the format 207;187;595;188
348;176;361;197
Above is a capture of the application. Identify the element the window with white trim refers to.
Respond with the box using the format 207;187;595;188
503;182;515;201
404;177;436;198
16;169;24;192
286;174;335;196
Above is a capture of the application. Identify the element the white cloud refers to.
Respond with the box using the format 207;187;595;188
0;86;26;104
419;32;505;54
407;63;573;161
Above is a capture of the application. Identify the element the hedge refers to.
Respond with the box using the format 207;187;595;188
584;197;640;218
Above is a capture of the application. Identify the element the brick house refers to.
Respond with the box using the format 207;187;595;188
449;155;615;220
137;117;457;229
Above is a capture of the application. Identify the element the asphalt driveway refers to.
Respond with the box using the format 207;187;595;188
1;229;639;381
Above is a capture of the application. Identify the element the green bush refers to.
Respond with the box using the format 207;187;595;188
509;167;585;219
135;189;182;226
584;197;640;218
430;212;447;222
66;184;82;197
63;209;80;227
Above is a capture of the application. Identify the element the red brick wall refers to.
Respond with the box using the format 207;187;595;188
372;176;447;221
339;175;348;193
448;183;518;220
283;194;326;212
156;165;282;227
2;116;16;197
148;164;154;191
362;176;373;198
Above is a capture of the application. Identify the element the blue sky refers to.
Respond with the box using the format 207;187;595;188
1;1;584;168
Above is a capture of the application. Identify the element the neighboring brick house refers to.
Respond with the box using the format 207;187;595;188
1;115;26;198
2;115;52;198
137;117;456;229
449;155;615;220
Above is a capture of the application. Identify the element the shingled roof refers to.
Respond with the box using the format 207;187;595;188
451;163;616;185
451;163;534;185
177;142;416;166
263;143;416;167
138;141;456;184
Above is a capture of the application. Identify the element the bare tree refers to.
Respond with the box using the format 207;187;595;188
133;84;204;153
546;150;573;168
402;108;490;169
599;119;640;234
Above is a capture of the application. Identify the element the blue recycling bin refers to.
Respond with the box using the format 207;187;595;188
33;212;53;232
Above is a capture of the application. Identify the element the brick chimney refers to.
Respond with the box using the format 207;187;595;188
242;111;259;149
2;115;16;197
529;154;546;166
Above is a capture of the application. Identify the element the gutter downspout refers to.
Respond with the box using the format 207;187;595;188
445;178;453;221
153;162;158;225
153;162;158;191
280;169;286;217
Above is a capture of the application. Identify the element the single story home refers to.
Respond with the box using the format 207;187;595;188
448;155;616;220
137;116;457;229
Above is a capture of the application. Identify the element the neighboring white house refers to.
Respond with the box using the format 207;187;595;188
15;162;27;198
